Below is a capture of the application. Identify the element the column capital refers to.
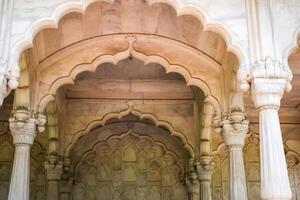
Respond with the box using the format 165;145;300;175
195;162;214;182
44;156;63;181
215;111;249;147
9;109;46;145
238;58;292;110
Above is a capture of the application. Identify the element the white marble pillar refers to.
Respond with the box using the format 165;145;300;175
222;111;249;200
45;156;63;200
196;163;213;200
8;109;46;200
0;0;16;105
240;62;292;200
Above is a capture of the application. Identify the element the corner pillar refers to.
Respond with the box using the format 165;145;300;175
198;102;215;200
8;109;46;200
196;163;213;200
186;172;200;200
45;155;63;200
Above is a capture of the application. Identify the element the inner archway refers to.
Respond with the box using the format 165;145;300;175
69;113;190;200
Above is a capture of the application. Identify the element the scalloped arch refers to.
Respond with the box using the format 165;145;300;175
64;105;196;159
75;130;185;173
9;0;247;78
38;37;222;115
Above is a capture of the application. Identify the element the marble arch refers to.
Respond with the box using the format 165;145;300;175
64;102;196;159
37;34;222;114
7;0;246;92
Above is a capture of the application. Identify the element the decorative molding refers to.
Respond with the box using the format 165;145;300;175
64;101;195;159
75;129;184;172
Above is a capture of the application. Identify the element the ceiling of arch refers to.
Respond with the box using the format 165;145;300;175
31;0;228;66
63;58;195;100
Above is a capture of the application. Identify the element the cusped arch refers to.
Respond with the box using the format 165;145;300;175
38;34;222;115
64;104;196;159
9;0;246;88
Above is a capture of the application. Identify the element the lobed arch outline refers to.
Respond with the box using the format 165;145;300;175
38;34;221;115
74;130;185;174
64;102;196;159
8;0;247;86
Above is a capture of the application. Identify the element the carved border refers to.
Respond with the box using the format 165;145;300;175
73;129;185;174
64;102;196;159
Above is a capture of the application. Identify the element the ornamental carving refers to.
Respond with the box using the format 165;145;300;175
73;131;187;200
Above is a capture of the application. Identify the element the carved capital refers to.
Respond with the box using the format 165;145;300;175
238;58;292;110
215;111;249;147
45;156;63;181
9;109;46;145
196;162;214;181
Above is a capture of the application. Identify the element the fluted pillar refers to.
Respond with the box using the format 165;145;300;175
239;61;292;200
196;163;213;200
60;180;72;200
221;111;249;200
45;156;63;200
8;109;46;200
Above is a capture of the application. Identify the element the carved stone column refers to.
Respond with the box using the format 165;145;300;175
239;61;292;200
60;180;72;200
186;172;200;200
198;102;215;200
8;109;46;200
60;158;72;200
45;156;63;200
196;163;213;200
221;111;249;200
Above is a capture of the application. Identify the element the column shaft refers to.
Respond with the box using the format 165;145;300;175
8;110;46;200
8;144;31;200
200;180;211;200
47;181;59;200
218;111;249;200
259;108;291;199
229;146;248;200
